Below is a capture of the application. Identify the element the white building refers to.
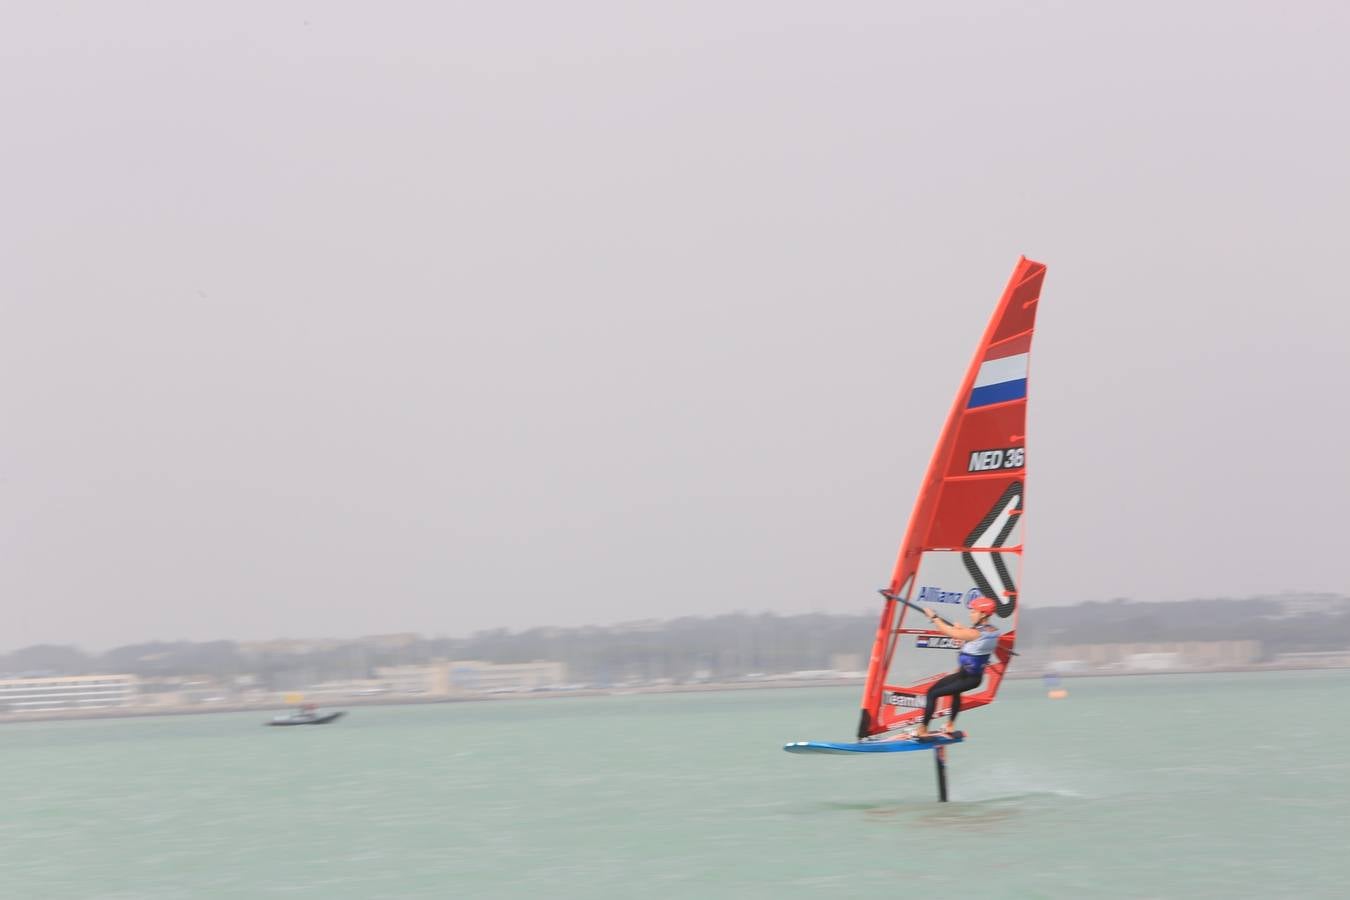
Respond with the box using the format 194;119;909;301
0;674;139;712
448;661;566;693
1124;652;1181;671
369;661;568;696
302;679;389;697
374;664;449;695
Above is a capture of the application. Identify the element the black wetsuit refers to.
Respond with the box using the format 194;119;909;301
921;669;984;728
922;623;999;728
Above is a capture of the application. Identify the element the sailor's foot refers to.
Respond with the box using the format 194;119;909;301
911;727;930;741
941;724;958;737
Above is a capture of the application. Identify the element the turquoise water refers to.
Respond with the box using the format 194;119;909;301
2;671;1348;898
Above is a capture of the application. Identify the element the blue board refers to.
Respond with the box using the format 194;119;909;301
783;732;965;754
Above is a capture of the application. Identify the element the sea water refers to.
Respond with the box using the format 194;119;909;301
1;670;1347;898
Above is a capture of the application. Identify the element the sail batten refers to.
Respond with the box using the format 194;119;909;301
858;257;1046;739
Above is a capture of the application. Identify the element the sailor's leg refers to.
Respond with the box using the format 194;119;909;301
922;671;963;732
944;671;984;730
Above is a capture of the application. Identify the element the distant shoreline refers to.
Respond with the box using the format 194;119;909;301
2;661;1345;727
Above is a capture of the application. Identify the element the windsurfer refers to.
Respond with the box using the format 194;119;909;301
913;596;1000;738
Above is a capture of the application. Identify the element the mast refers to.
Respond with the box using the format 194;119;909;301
934;746;949;802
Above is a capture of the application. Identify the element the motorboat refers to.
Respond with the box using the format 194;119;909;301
265;704;345;726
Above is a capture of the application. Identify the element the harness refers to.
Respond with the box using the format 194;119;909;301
957;652;990;675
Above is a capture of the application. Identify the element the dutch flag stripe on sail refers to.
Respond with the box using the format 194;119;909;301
967;351;1029;409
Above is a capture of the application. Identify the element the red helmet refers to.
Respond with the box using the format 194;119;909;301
969;595;997;616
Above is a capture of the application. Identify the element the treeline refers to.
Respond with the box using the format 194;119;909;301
1016;595;1350;652
3;594;1347;687
0;614;877;689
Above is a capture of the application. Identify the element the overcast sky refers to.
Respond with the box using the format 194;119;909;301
2;2;1347;650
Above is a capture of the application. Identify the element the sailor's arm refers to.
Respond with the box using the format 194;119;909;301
924;608;981;641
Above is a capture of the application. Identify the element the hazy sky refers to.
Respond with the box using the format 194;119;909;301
3;2;1347;650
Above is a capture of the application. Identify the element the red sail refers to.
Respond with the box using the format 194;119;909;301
857;258;1047;738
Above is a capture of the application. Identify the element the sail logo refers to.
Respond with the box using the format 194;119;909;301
916;636;964;650
968;447;1025;472
917;586;967;605
884;691;923;709
961;480;1023;619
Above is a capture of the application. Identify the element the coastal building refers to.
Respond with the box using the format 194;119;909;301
371;661;567;695
1122;652;1181;671
829;653;863;674
302;678;390;697
373;664;451;695
447;660;566;693
1038;640;1262;671
0;674;139;712
1270;650;1350;668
